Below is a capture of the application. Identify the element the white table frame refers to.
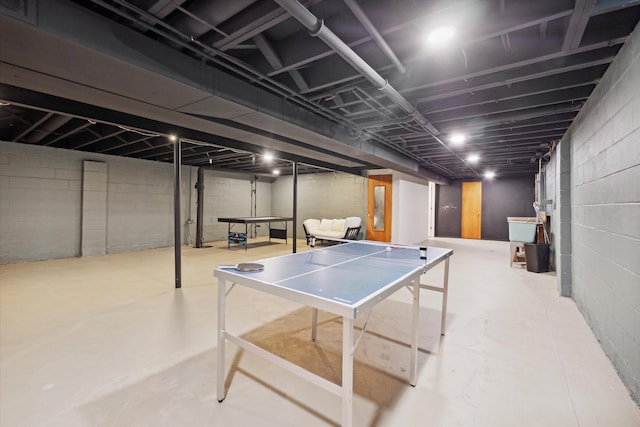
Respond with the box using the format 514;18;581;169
215;248;452;427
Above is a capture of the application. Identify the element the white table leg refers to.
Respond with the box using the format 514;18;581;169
217;278;226;402
410;279;420;386
440;258;450;336
342;317;354;427
311;307;318;341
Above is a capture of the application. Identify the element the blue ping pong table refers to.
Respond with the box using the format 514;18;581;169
214;240;453;427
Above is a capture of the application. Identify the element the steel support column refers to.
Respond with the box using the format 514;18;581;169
174;137;182;288
195;166;205;248
292;161;298;253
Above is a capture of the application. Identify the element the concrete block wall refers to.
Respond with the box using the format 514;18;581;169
270;175;294;220
558;139;573;297
106;156;189;253
0;141;192;263
81;160;108;256
546;139;574;296
271;172;367;239
1;139;371;260
563;22;640;403
0;141;83;263
198;171;272;243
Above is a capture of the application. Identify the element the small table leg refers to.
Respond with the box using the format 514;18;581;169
311;308;318;341
410;279;420;386
217;279;227;402
440;258;450;336
342;317;354;427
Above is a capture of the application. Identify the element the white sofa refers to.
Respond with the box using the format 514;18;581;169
303;217;361;243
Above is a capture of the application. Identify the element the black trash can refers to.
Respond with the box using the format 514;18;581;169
524;243;550;273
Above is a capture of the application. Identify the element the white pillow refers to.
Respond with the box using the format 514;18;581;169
345;217;361;227
331;219;346;232
318;218;333;231
304;219;320;229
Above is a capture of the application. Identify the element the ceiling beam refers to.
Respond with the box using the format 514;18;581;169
69;128;127;150
420;72;600;116
311;38;623;106
45;121;94;146
410;56;610;106
253;33;310;92
13;111;52;142
562;0;596;51
343;0;406;74
592;0;640;14
269;2;574;80
437;103;582;134
427;87;591;125
211;0;323;51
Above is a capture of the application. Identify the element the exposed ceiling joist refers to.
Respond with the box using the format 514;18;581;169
1;0;638;181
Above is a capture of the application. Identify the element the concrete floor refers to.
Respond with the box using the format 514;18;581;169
1;237;639;427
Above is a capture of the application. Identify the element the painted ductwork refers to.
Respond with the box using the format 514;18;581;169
0;0;449;184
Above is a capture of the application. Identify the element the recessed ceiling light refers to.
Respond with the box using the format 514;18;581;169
427;27;455;44
272;169;280;175
263;152;274;162
467;153;480;163
484;170;496;179
168;134;177;142
449;133;466;145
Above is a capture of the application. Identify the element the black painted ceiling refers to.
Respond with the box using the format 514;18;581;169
1;0;639;180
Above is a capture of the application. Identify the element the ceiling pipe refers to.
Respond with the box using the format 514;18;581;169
83;0;454;182
273;0;439;136
273;0;481;178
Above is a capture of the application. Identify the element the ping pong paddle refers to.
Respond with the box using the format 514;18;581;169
218;263;264;271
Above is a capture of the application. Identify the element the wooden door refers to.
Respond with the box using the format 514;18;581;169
461;181;482;239
367;174;392;242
